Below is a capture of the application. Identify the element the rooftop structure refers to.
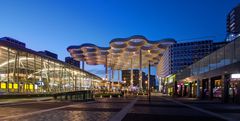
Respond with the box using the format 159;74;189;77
67;35;176;90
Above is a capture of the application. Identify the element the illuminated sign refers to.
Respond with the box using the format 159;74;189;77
231;74;240;79
167;74;176;84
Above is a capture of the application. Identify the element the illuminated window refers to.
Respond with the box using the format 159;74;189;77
1;83;6;89
8;83;13;89
13;83;18;89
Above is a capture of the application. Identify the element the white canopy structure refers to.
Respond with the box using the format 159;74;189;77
67;35;176;90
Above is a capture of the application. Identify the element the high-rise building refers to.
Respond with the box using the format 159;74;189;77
170;40;213;74
157;40;228;78
65;57;80;68
122;70;147;87
226;4;240;41
149;75;156;89
122;69;140;86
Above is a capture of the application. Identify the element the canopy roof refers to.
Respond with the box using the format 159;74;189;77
67;35;176;70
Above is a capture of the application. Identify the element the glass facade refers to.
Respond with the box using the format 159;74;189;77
0;43;102;94
176;37;240;81
170;40;212;74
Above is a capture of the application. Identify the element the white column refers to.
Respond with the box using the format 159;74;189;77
159;77;162;92
197;79;200;98
112;69;114;90
105;55;109;91
105;55;108;80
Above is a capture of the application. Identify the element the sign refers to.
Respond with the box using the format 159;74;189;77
231;74;240;79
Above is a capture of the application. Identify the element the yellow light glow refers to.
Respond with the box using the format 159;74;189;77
1;83;6;89
13;83;18;89
8;83;13;89
24;84;28;89
29;84;33;90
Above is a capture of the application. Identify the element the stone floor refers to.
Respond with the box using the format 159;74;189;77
1;95;240;121
0;97;134;121
122;96;226;121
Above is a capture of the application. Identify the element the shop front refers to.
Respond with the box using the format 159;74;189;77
229;74;240;103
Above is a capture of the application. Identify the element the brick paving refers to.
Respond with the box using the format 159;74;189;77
122;96;226;121
1;95;240;121
0;97;134;121
174;97;240;121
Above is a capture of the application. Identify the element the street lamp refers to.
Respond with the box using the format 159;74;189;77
148;60;151;102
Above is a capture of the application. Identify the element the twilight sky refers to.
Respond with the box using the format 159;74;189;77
0;0;239;79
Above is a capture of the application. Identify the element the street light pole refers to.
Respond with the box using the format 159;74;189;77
139;49;142;92
148;60;151;102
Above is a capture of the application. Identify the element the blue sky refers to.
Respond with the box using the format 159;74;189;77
0;0;239;79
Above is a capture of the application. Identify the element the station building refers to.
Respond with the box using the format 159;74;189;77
0;37;103;94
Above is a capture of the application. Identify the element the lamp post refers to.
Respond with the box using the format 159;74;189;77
148;60;151;102
145;80;148;93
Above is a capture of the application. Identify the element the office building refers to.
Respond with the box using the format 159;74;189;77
157;40;228;77
170;40;213;74
149;75;156;89
175;37;240;102
226;4;240;41
157;40;227;93
122;69;148;87
122;69;140;86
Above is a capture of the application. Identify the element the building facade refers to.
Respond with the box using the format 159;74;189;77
170;40;213;74
174;37;240;103
0;37;103;94
157;40;228;94
226;4;240;41
122;69;140;86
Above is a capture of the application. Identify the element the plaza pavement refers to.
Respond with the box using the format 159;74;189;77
0;94;240;121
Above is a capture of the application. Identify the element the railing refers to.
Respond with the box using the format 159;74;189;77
53;90;94;101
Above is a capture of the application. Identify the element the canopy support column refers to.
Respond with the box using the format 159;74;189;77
105;55;109;91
